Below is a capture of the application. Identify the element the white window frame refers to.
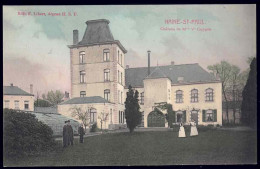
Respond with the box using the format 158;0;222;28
104;89;110;101
4;100;9;108
80;71;86;83
15;100;19;109
103;49;110;62
80;91;86;97
104;69;110;82
79;51;85;64
206;109;214;122
90;109;97;123
24;101;29;110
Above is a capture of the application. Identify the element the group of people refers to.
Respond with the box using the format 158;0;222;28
178;119;198;138
63;120;85;148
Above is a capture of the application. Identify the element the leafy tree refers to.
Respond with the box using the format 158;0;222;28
34;99;53;107
98;111;109;132
42;93;46;100
241;58;257;129
208;61;233;122
47;90;64;105
208;61;249;123
70;106;90;131
125;85;142;133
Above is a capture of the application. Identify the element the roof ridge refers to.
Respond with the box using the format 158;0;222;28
126;63;199;69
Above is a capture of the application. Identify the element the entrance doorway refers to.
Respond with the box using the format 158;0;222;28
191;110;198;124
147;111;165;127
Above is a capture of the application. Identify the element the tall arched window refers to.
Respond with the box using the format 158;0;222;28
205;88;214;101
90;108;97;123
79;51;85;64
80;71;86;83
103;49;110;61
176;90;183;103
191;89;198;103
140;92;144;105
104;69;110;81
104;89;110;101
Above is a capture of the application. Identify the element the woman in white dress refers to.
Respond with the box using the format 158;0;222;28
178;122;186;138
190;119;198;136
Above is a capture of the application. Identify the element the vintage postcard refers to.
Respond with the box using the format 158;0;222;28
3;5;257;166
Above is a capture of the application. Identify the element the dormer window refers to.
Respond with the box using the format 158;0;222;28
103;49;110;62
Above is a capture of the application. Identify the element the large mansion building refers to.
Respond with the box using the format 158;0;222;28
58;19;222;129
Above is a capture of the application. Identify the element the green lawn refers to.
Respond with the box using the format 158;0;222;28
4;130;257;166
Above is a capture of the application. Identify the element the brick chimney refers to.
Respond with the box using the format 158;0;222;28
30;84;33;94
73;30;79;45
148;50;151;76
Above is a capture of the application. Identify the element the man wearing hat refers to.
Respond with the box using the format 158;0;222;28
67;120;74;146
63;120;69;148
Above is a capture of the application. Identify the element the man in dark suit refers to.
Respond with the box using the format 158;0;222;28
63;121;69;148
67;120;74;146
78;124;85;143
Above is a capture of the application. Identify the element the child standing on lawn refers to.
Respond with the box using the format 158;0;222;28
178;122;186;138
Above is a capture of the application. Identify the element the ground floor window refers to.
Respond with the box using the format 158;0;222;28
119;111;125;124
176;111;186;123
90;108;97;123
15;100;19;109
24;101;29;110
203;109;217;122
4;100;9;108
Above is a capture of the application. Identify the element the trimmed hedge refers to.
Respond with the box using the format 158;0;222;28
172;124;217;133
3;109;57;159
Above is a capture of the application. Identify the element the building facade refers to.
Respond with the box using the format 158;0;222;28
58;19;127;129
58;19;222;129
3;84;34;111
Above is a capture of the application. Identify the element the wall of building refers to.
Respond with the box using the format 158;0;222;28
171;82;222;126
142;78;172;127
70;43;126;125
58;102;114;129
3;95;34;111
126;81;222;127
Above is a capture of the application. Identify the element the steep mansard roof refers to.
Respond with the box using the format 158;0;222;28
69;19;127;53
125;63;218;87
79;19;114;45
59;96;109;105
3;86;34;96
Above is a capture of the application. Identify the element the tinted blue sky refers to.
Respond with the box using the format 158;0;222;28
3;5;256;95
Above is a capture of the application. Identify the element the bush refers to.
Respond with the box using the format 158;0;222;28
3;109;57;159
197;125;216;132
90;123;98;132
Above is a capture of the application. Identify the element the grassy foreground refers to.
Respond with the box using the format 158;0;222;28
4;130;257;166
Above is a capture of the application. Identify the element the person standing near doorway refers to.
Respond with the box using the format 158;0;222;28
190;119;198;136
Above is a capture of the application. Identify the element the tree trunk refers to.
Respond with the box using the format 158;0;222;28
232;88;236;124
222;86;229;124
